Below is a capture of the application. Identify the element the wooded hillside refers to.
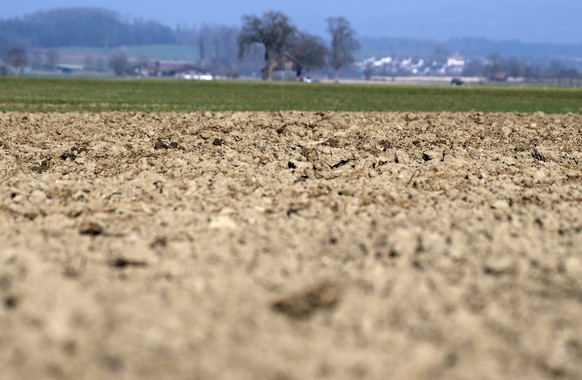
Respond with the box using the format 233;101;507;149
0;7;176;48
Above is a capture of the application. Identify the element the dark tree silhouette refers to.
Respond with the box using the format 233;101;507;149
0;7;176;48
327;17;360;80
290;32;328;72
45;49;59;70
4;47;28;74
238;11;297;80
109;50;129;76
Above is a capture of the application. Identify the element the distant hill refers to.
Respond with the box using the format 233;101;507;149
359;36;582;61
448;38;582;60
0;7;176;48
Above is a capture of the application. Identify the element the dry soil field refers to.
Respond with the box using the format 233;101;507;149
1;111;581;380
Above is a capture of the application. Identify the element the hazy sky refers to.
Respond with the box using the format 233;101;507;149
2;1;581;44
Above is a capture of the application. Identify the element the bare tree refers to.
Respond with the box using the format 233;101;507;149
290;32;328;73
238;11;297;80
196;24;216;64
46;49;59;70
109;50;129;76
363;62;374;80
327;17;360;80
209;26;239;69
4;47;28;74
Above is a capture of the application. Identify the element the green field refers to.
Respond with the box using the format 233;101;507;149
1;77;581;113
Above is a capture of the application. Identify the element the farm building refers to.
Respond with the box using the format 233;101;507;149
261;54;304;81
56;64;84;74
447;54;466;67
155;60;203;77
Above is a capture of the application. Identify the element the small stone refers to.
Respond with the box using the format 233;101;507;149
209;215;237;230
422;150;443;162
484;256;516;275
31;159;50;173
79;221;104;236
379;139;393;151
394;150;410;164
4;294;18;310
272;280;342;319
60;151;77;161
109;257;148;269
150;236;168;248
491;199;510;209
71;145;89;154
154;139;171;150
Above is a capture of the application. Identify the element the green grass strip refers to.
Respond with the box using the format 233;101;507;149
1;77;581;113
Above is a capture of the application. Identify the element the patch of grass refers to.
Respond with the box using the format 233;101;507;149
0;77;581;113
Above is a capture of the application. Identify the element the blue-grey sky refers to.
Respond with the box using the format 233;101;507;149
2;1;581;44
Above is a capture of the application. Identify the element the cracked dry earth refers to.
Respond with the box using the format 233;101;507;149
0;111;581;380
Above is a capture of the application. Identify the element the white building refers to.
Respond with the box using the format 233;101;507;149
447;54;466;67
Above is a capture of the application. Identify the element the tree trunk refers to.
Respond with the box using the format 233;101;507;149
267;61;273;80
265;49;273;80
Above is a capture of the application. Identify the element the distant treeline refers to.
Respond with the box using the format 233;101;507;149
4;7;582;62
0;8;176;48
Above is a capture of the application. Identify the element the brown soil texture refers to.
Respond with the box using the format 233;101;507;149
1;112;581;380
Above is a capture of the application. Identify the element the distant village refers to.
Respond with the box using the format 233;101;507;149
0;52;469;81
357;54;466;78
3;50;581;87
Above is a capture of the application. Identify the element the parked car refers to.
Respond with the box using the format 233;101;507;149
451;78;466;86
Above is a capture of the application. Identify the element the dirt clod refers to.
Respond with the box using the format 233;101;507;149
79;221;104;236
149;236;168;248
484;256;516;275
422;149;444;161
30;159;50;173
109;257;148;269
71;144;89;154
4;295;18;310
60;151;76;161
154;138;171;150
272;280;342;319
